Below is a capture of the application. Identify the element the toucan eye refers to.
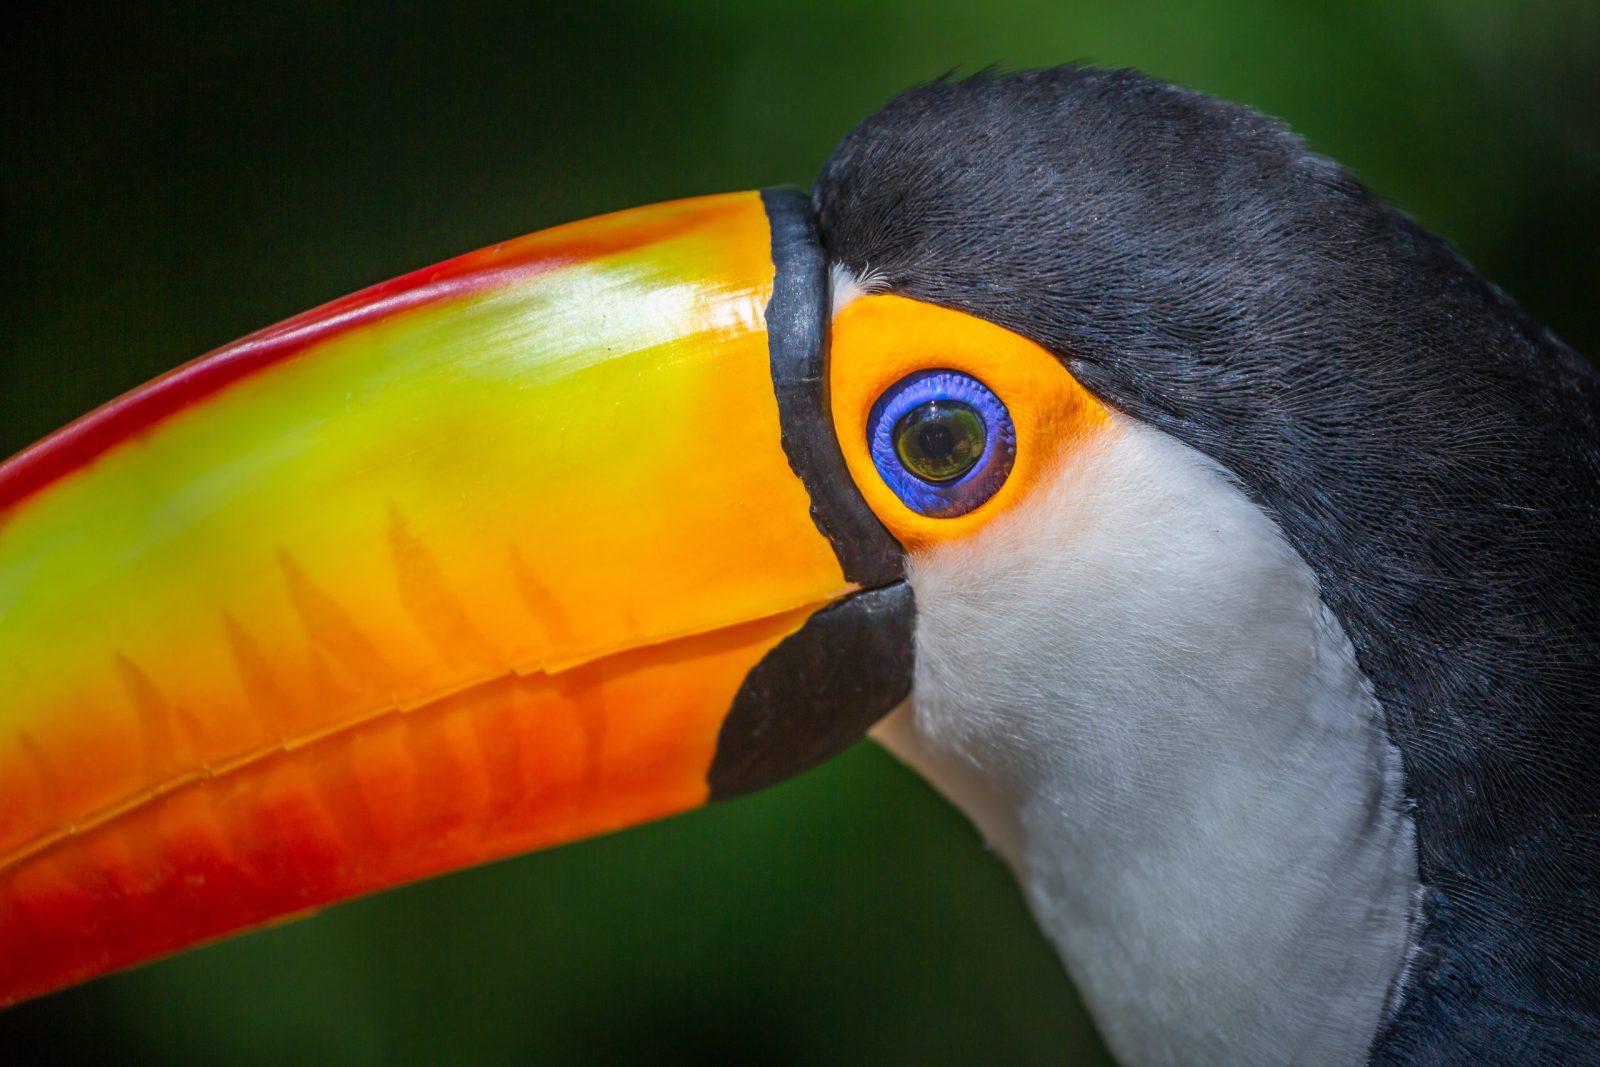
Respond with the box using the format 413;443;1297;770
867;369;1015;517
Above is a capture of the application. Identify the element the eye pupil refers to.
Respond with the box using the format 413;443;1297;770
919;423;954;458
894;401;985;484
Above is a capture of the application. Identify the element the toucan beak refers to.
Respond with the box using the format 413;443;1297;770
0;190;910;1006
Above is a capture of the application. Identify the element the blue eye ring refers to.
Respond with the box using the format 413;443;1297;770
867;369;1016;518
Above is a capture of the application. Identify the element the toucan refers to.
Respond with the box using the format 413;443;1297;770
1;67;1595;1065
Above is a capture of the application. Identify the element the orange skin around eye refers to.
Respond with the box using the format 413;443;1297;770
828;294;1111;550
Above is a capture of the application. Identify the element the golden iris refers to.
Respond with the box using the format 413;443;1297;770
893;401;986;483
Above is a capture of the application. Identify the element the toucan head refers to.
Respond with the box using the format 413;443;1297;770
3;66;1594;1063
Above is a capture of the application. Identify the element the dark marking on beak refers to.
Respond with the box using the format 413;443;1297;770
705;194;914;801
761;187;903;587
708;582;914;799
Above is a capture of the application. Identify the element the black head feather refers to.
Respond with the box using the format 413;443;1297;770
815;67;1600;1063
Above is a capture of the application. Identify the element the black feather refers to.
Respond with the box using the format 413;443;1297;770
814;66;1600;1064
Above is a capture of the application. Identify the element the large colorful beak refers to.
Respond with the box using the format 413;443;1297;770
0;190;909;1006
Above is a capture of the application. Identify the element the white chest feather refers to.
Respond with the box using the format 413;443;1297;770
875;416;1419;1066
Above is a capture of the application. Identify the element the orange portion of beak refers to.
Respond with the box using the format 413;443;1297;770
0;607;812;1006
0;192;856;1005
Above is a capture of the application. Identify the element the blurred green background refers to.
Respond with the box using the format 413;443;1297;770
2;3;1595;1065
